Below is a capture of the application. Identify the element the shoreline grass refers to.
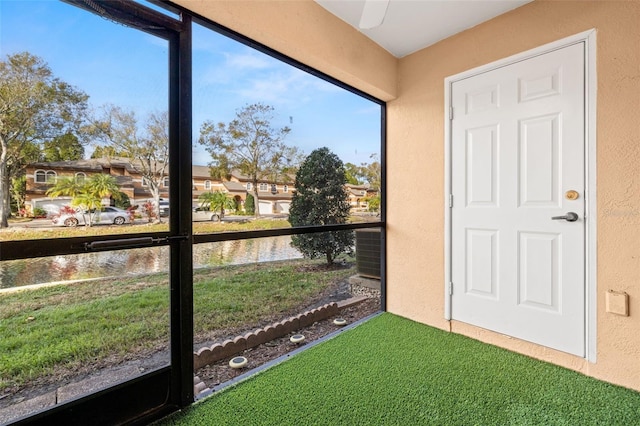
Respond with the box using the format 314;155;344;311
0;214;379;242
0;259;355;392
0;218;292;241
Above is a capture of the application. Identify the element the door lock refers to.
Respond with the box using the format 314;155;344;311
551;212;579;222
565;190;580;200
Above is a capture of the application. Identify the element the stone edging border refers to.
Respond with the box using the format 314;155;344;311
193;296;367;370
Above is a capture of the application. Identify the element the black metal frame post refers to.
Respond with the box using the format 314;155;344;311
169;11;194;408
380;104;388;312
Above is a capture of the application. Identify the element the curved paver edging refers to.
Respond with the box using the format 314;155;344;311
193;300;364;370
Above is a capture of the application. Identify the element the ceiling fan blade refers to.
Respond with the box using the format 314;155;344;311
358;0;390;29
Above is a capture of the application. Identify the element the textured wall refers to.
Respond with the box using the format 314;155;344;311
387;0;640;391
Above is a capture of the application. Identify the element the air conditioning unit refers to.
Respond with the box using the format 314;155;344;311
355;229;381;279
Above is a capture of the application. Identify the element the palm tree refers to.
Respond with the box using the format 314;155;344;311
46;174;122;226
84;174;121;225
198;191;235;218
46;176;84;199
87;174;120;199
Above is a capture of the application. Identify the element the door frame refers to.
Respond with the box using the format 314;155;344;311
443;30;597;361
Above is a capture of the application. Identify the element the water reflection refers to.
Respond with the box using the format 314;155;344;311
0;236;301;289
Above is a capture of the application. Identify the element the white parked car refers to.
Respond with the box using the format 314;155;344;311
52;207;131;227
192;207;221;222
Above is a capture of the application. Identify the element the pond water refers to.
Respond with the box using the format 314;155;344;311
0;236;302;289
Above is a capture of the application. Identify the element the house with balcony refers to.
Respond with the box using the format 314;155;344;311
25;158;149;214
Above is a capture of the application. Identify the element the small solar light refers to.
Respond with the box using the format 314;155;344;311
229;356;248;369
290;334;305;344
333;318;347;326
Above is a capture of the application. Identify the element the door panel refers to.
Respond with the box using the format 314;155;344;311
451;43;585;356
519;114;560;206
465;228;498;298
466;125;498;206
518;231;560;311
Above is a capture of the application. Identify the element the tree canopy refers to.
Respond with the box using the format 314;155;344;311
198;103;301;217
359;154;381;192
42;133;84;162
344;162;362;185
91;105;169;221
0;52;89;227
288;147;354;265
90;145;129;159
344;155;381;190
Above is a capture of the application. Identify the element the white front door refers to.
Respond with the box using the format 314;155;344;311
450;43;586;356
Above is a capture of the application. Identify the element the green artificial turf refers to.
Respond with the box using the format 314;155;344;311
160;313;640;426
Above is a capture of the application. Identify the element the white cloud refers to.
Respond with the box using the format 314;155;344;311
231;67;341;107
224;50;273;70
195;48;275;87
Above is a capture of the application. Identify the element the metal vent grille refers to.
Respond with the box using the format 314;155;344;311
355;229;381;279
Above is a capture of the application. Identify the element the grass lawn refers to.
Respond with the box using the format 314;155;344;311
0;259;354;392
159;314;640;425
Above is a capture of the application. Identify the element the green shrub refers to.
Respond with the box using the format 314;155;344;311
32;207;48;218
114;192;131;209
289;147;354;265
244;194;255;215
366;195;380;212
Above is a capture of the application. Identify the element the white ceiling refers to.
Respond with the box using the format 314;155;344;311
315;0;532;58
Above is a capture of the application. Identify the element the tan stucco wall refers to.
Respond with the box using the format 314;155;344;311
172;0;640;391
387;0;640;391
172;0;397;101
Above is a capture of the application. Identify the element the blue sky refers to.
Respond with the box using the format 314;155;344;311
0;0;381;167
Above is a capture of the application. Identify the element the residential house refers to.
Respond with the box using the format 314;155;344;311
24;160;296;215
227;170;295;215
345;183;377;211
191;164;227;205
25;158;156;214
